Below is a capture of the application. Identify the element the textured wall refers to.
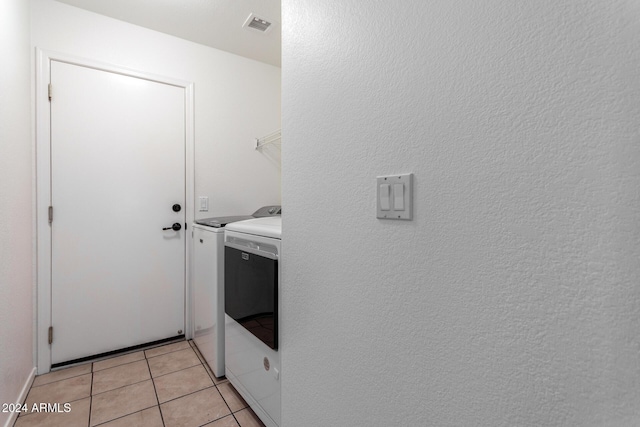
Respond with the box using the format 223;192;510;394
281;1;640;426
0;0;34;425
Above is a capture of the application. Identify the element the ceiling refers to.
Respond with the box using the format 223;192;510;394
55;0;281;67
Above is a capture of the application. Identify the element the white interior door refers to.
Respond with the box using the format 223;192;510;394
50;60;186;365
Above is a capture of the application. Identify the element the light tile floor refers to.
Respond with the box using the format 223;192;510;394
14;340;265;427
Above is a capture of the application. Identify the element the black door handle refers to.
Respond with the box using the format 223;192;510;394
163;223;182;231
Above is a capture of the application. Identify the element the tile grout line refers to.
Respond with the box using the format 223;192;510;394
153;348;235;426
188;342;254;425
92;347;198;396
145;352;166;427
90;377;153;397
93;355;146;372
90;404;158;427
193;389;238;427
188;344;236;412
145;342;228;409
149;361;202;380
145;341;192;360
90;375;157;423
30;367;92;388
88;363;94;427
210;375;242;426
190;342;229;386
156;383;217;406
17;372;94;425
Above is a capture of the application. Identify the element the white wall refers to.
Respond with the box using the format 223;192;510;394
282;1;640;426
0;0;35;426
31;0;281;218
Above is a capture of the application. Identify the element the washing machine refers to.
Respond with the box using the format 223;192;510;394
191;206;280;378
224;216;282;427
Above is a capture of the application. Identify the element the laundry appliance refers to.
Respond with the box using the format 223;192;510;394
224;216;282;427
191;206;280;377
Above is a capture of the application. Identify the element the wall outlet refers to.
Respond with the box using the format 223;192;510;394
198;196;209;212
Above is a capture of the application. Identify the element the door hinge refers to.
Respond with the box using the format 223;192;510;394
48;206;53;224
48;84;52;101
48;326;53;345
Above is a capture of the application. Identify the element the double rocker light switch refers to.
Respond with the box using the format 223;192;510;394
377;173;413;220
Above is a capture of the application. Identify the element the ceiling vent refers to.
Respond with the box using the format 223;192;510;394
243;13;274;34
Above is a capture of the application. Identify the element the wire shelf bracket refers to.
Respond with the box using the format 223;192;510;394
255;129;281;150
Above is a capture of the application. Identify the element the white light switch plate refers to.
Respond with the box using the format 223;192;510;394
377;174;412;220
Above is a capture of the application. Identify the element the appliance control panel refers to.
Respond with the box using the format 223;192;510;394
252;205;282;217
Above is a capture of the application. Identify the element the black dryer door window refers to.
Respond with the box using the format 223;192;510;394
225;246;278;349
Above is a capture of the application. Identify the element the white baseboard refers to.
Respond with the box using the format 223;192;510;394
2;367;36;427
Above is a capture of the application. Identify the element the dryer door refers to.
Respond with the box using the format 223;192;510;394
224;243;278;350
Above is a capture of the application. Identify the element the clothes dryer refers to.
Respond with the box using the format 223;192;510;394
224;216;282;427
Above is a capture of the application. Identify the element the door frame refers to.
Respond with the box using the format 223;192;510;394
35;48;195;374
